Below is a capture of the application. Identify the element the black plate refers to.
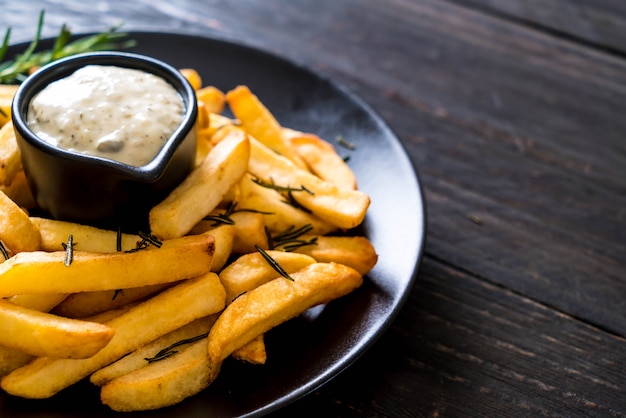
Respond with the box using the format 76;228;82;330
0;32;425;417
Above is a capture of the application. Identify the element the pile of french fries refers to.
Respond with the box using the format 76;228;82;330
0;69;377;412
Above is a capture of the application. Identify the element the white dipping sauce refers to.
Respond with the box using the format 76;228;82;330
27;65;184;166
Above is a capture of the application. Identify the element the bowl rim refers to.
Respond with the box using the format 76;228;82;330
11;51;198;182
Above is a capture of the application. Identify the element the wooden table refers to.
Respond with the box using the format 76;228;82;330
2;1;625;416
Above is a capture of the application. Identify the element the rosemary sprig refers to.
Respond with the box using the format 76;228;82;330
144;333;208;363
255;245;294;281
203;201;272;226
266;224;318;251
251;176;314;195
0;241;9;260
126;231;162;253
61;234;75;267
336;135;356;150
0;10;136;84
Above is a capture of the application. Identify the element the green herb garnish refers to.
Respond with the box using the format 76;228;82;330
0;241;9;260
0;10;135;84
266;224;317;251
203;201;272;226
336;135;356;151
126;231;162;253
61;234;75;267
144;333;208;363
255;245;294;281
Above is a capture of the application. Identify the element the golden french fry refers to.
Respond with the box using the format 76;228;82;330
236;172;338;236
0;122;22;187
0;190;41;254
219;250;316;303
207;262;362;363
248;136;370;229
191;210;268;255
288;133;357;191
149;127;250;239
0;299;115;359
293;235;378;275
100;336;221;412
0;170;36;209
1;271;225;398
179;68;202;91
0;85;18;128
51;283;174;319
226;85;306;168
30;217;141;253
232;334;267;365
200;225;235;272
0;233;215;298
91;314;218;386
197;86;225;114
0;346;32;378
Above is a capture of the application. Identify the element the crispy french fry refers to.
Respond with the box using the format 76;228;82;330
199;209;269;254
91;314;218;386
201;226;235;272
0;85;18;128
232;334;267;365
197;86;225;114
149;127;250;239
0;190;41;254
51;283;174;319
219;250;316;303
0;299;115;359
179;68;202;91
288;132;357;191
100;336;221;412
0;233;215;298
0;170;36;209
293;235;378;275
0;346;32;378
226;85;306;168
207;262;362;363
248;135;370;229
1;271;225;398
0;122;22;187
236;172;338;236
30;217;141;253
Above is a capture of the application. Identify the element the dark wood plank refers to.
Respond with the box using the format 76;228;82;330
274;258;626;417
445;0;626;55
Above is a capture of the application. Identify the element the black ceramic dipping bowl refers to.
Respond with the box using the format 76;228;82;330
12;51;197;230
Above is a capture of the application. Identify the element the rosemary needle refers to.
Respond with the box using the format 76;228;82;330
0;10;135;84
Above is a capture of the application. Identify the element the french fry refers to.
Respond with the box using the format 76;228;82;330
248;135;370;229
226;85;306;168
288;132;357;191
197;86;225;114
31;217;141;253
1;271;225;398
0;233;215;297
0;122;22;186
236;172;338;236
293;235;378;275
100;336;221;412
91;314;218;386
219;250;316;303
179;68;202;91
202;225;235;272
0;170;36;209
0;346;32;378
0;190;41;254
149;127;250;239
0;299;115;359
232;334;267;365
0;85;18;128
194;209;269;254
207;262;362;363
51;283;174;319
